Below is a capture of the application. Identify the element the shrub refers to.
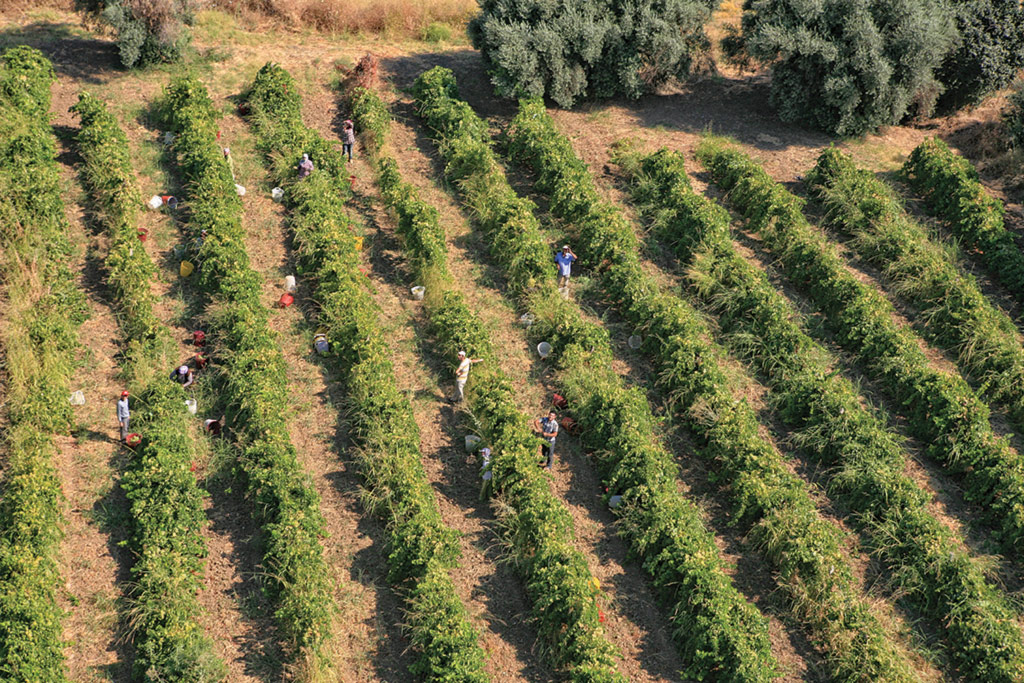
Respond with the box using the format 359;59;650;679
422;21;451;43
741;0;957;135
469;0;719;108
77;0;196;68
936;0;1024;110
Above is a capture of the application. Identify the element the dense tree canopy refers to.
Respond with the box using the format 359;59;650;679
469;0;720;108
78;0;196;68
741;0;957;136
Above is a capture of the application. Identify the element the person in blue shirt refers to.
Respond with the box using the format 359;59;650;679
116;390;130;442
555;244;577;289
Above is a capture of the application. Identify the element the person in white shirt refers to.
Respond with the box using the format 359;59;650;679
116;390;130;441
450;350;482;403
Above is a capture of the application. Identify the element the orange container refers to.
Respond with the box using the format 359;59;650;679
279;292;295;307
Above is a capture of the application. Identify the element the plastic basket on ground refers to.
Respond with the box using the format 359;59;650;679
69;390;85;405
628;334;643;349
179;261;194;277
184;399;197;415
125;433;142;447
411;286;425;301
314;333;329;356
271;187;284;202
537;342;552;359
148;195;163;210
465;434;482;452
560;416;580;435
234;184;246;196
520;313;535;327
354;235;364;251
161;195;178;210
284;275;297;293
279;292;294;308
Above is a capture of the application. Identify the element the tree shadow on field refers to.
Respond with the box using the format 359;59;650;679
0;21;120;84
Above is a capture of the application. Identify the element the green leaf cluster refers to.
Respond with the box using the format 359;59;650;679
624;144;1024;682
699;138;1024;558
161;74;335;671
409;70;778;682
246;62;488;683
0;46;88;683
504;98;918;682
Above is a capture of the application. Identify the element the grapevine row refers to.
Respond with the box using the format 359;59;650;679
160;75;335;676
0;47;88;683
698;139;1024;555
370;69;626;683
619;144;1024;682
502;97;919;682
243;62;489;682
902;137;1024;305
71;91;224;681
395;68;778;681
810;149;1024;428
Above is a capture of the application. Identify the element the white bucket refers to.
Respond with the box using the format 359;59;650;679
184;399;197;415
411;286;425;301
520;313;535;327
148;195;163;210
234;184;246;196
69;390;85;406
628;335;642;349
163;131;175;145
537;342;552;359
271;187;284;202
465;434;481;452
284;275;297;293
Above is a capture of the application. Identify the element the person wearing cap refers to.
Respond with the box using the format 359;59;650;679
170;364;194;389
450;350;483;403
555;245;577;289
298;153;314;178
116;390;130;442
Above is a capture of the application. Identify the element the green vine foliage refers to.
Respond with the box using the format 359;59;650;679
503;97;920;683
0;46;88;683
811;147;1024;460
700;139;1024;558
77;0;195;68
71;91;225;682
623;144;1024;683
408;67;782;682
244;62;488;683
159;75;335;675
901;137;1024;306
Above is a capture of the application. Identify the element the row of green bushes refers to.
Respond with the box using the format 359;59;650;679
502;97;919;682
159;75;336;677
698;139;1024;556
244;62;488;682
71;91;225;682
402;68;778;682
811;148;1024;461
901;138;1024;306
620;144;1024;682
0;46;89;683
378;69;625;682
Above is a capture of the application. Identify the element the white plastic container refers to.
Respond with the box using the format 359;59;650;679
234;184;246;196
271;187;284;202
519;313;535;327
184;399;197;415
411;286;425;301
69;390;85;405
628;335;643;349
148;195;163;210
284;275;297;293
465;434;482;452
537;342;552;359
